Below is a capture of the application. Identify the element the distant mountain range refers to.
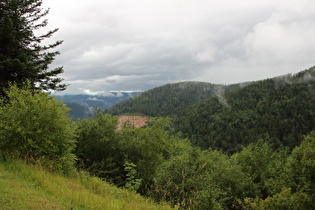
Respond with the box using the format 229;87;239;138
55;91;143;120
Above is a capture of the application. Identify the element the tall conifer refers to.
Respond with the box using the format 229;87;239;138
0;0;66;95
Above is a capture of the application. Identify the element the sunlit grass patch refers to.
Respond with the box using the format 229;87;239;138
0;159;173;209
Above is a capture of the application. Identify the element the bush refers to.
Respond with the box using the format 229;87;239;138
285;131;315;207
241;188;311;210
75;112;123;181
0;84;77;171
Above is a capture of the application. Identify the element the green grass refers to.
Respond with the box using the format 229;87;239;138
0;159;173;209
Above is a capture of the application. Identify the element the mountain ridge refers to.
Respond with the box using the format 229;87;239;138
174;66;315;153
104;66;315;154
105;81;241;116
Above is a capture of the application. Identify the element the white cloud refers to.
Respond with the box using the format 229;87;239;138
194;45;217;63
245;10;315;65
42;0;315;94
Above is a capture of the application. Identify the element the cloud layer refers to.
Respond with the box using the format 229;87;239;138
43;0;315;94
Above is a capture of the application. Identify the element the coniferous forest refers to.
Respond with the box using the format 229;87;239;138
1;0;315;209
102;67;315;209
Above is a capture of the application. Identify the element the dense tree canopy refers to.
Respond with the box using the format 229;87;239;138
0;0;66;95
75;110;315;209
105;82;240;117
174;67;315;153
0;84;77;171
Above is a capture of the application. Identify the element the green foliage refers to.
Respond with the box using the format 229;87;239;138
105;67;315;155
241;188;311;210
149;138;215;209
174;67;315;153
0;0;66;95
233;140;287;199
75;112;315;209
148;132;315;209
75;112;122;181
151;139;248;208
123;161;142;191
120;121;169;185
235;131;315;209
285;131;315;206
76;67;315;208
76;113;170;190
105;82;237;117
0;84;77;171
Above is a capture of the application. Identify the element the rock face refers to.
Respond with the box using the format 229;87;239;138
117;115;148;130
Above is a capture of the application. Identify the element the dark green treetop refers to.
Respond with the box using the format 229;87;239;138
0;0;66;95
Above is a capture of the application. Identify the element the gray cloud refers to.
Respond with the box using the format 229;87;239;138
43;0;315;94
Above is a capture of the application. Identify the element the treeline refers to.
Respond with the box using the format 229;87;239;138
105;81;240;116
174;67;315;154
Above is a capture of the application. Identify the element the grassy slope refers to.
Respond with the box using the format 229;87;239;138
0;159;172;210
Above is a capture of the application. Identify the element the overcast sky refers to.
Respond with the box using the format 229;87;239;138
42;0;315;94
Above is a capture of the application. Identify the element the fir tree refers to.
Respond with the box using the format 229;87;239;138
0;0;66;95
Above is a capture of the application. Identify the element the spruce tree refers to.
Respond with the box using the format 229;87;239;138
0;0;66;95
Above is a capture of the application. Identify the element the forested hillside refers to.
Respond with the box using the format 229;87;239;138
105;82;240;116
105;67;315;154
174;67;315;153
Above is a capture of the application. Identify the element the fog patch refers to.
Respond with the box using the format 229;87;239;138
214;85;230;108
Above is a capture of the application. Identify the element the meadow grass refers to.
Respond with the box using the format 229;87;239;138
0;158;173;209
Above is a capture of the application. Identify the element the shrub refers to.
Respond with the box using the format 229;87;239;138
0;84;77;171
75;112;123;181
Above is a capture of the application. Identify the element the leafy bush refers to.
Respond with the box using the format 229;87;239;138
119;120;169;186
284;131;315;207
123;161;142;191
0;84;77;171
76;114;170;189
241;188;311;210
75;112;126;184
